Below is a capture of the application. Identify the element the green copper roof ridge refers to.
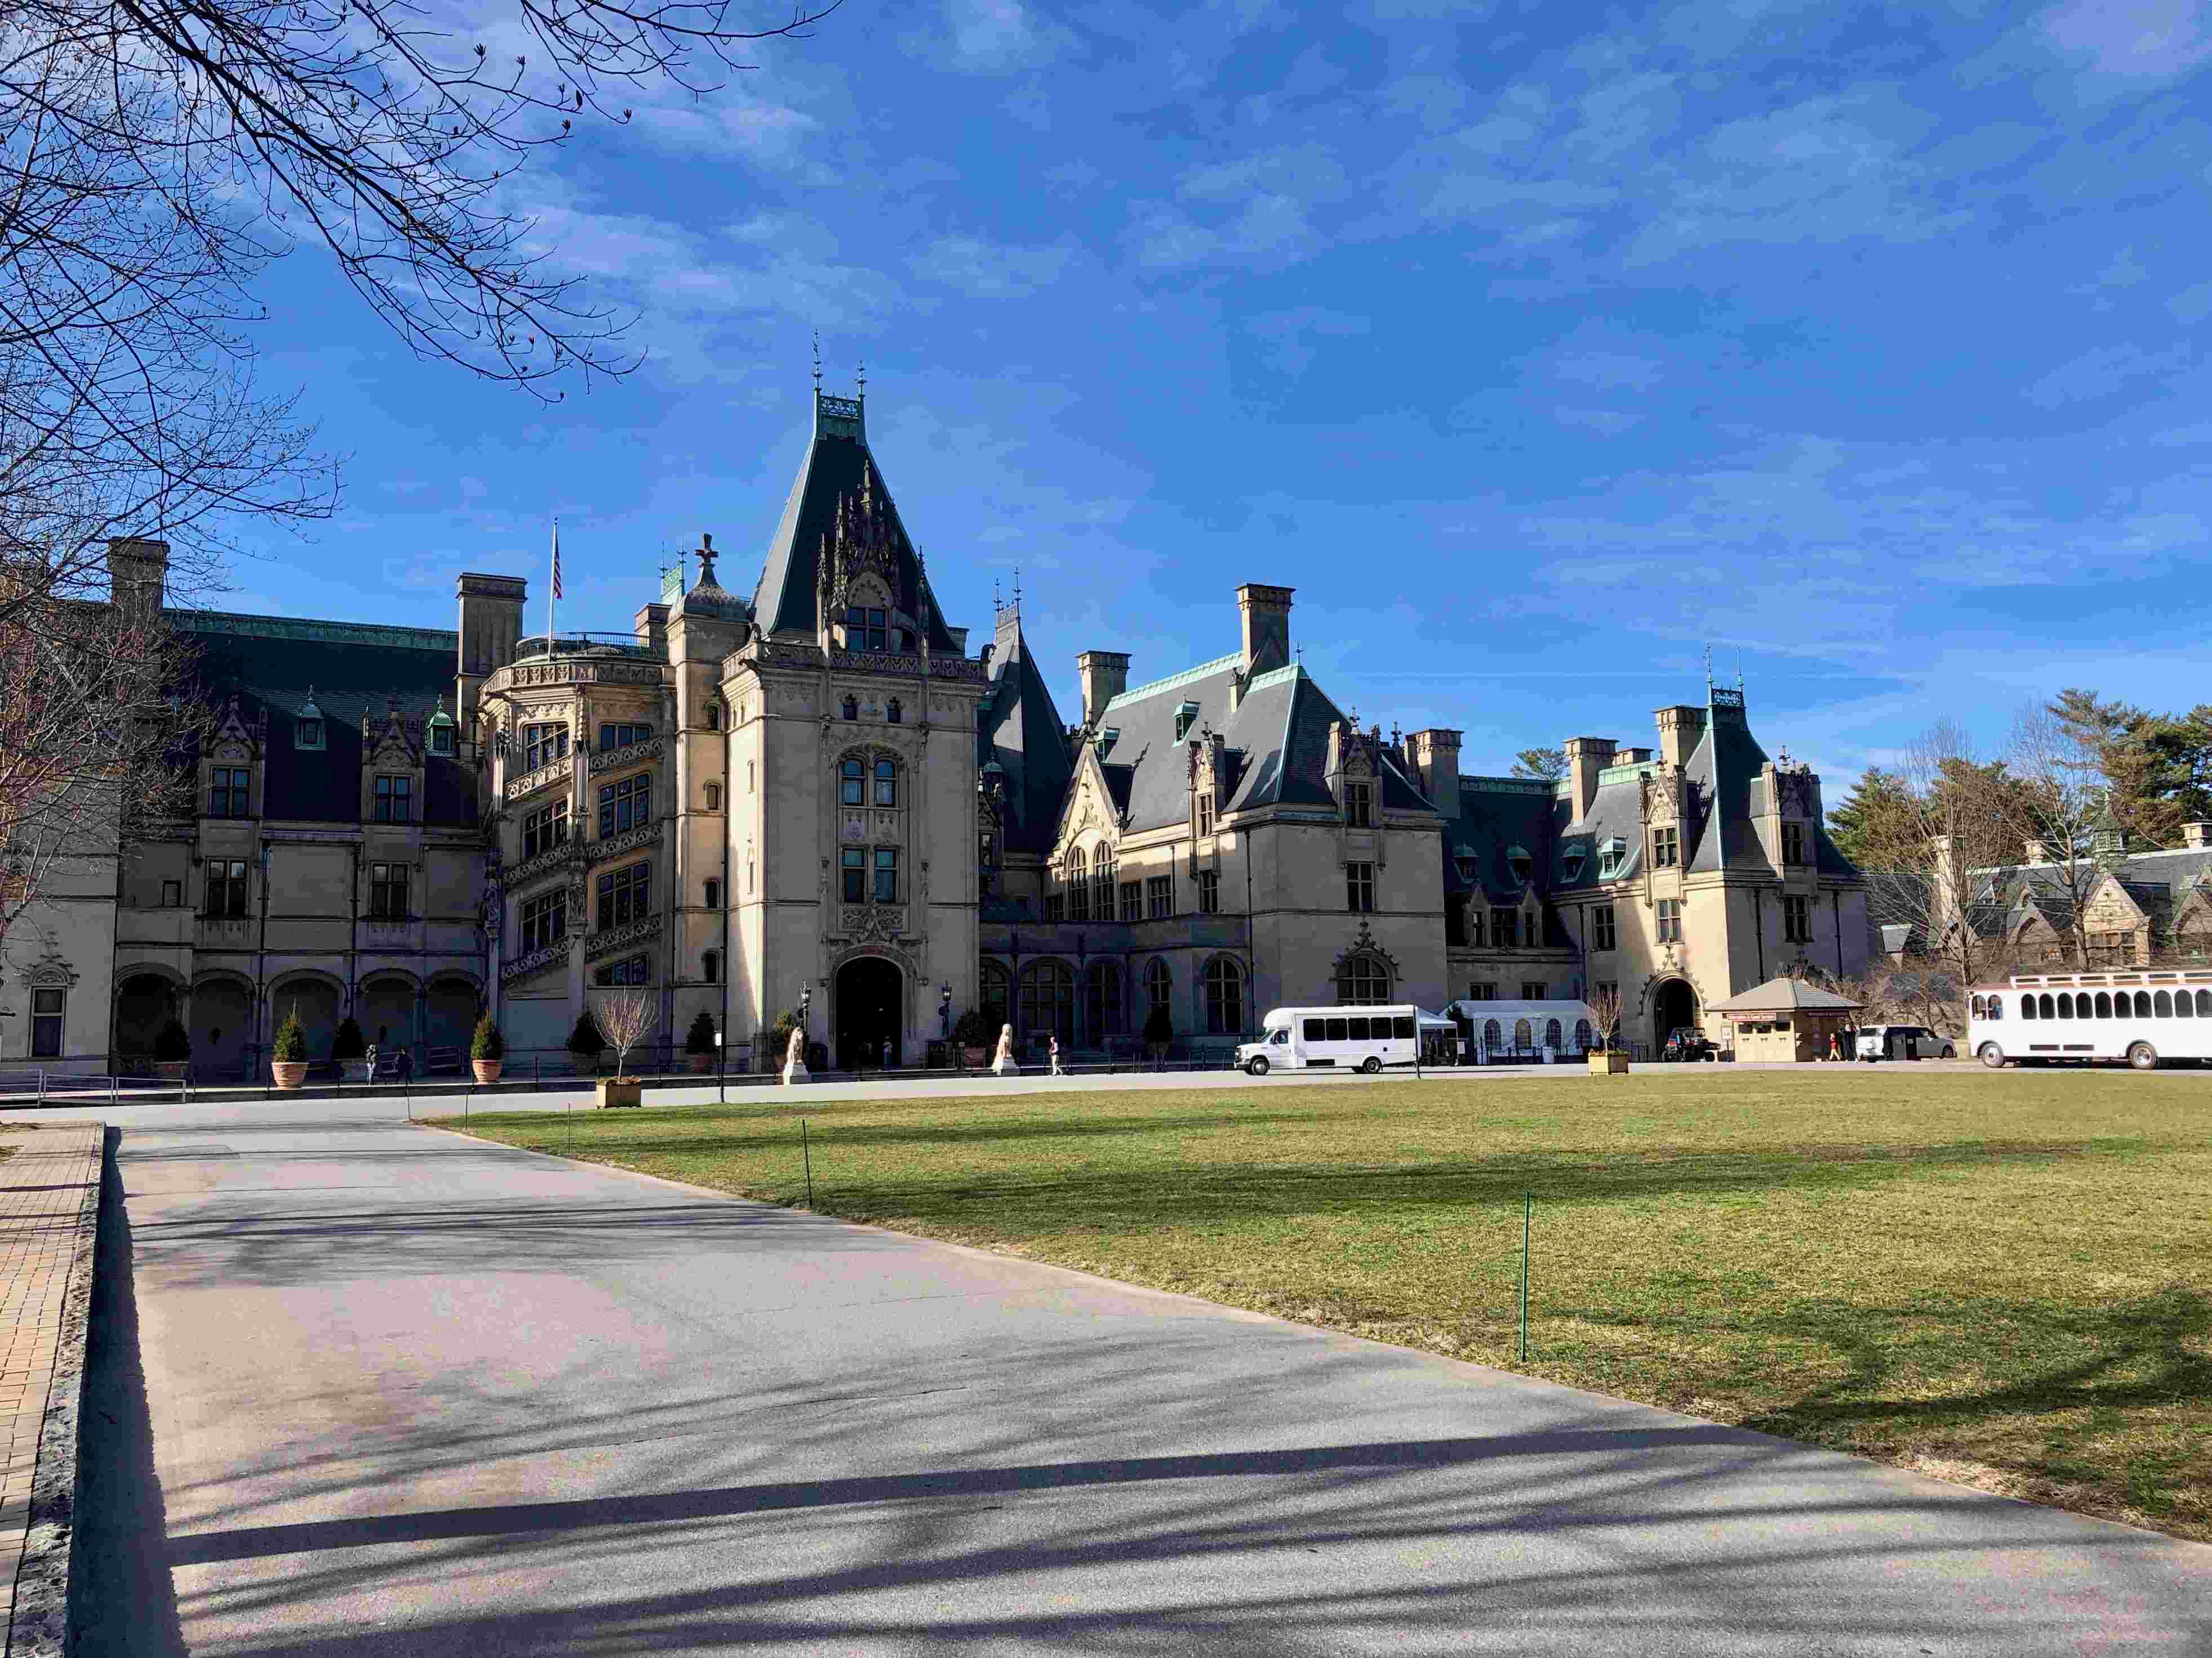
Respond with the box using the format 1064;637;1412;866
177;608;458;653
1100;651;1245;713
1246;663;1303;693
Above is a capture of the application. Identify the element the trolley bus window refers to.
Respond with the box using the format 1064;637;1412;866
2176;994;2193;1020
1988;995;2002;1020
2095;992;2111;1018
2020;997;2037;1021
1326;1017;1348;1041
2156;990;2173;1017
1394;1016;1415;1038
1304;1019;1325;1042
2134;991;2152;1017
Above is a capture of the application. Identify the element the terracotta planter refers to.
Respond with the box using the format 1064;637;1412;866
156;1060;189;1080
1587;1051;1630;1075
270;1061;308;1090
472;1059;503;1084
598;1077;642;1109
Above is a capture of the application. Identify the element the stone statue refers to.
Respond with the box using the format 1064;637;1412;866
782;1024;810;1086
991;1022;1019;1075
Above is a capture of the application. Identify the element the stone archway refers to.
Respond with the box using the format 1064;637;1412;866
192;976;254;1082
114;973;179;1060
835;956;903;1070
425;976;481;1057
1652;978;1698;1048
358;974;419;1054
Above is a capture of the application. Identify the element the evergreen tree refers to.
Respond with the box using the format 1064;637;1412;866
1511;746;1565;780
1827;768;1916;868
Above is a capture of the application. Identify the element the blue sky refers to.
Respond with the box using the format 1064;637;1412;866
230;0;2212;788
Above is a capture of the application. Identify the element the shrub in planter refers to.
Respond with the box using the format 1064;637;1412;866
470;1013;505;1083
271;1004;309;1088
153;1018;192;1061
567;1010;607;1073
953;1008;995;1047
331;1016;367;1062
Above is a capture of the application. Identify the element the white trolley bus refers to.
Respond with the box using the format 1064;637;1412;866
1969;970;2212;1070
1238;1006;1458;1075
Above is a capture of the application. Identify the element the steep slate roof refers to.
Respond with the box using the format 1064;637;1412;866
179;612;477;825
1684;696;1770;875
749;394;958;652
1088;659;1427;837
1960;843;2212;939
978;606;1073;857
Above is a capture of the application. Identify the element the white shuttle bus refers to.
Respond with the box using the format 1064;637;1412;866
1237;1005;1455;1075
1970;970;2212;1070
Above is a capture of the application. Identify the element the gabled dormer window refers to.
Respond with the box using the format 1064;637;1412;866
1562;851;1584;883
295;688;325;752
1174;700;1199;740
427;698;456;757
1507;844;1533;884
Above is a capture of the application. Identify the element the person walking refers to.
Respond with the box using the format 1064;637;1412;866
1049;1034;1063;1076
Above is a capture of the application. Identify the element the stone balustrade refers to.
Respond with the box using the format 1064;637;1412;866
504;752;574;805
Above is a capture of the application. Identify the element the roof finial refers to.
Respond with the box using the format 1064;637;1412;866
811;330;821;391
1703;643;1714;697
856;358;867;401
1012;563;1021;612
993;576;1001;611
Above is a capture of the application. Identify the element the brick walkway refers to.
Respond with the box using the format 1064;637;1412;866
0;1123;102;1653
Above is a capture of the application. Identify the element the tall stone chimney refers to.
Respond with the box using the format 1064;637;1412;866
106;537;170;620
1236;583;1294;674
1654;704;1707;769
1076;650;1131;727
1404;728;1462;810
455;572;527;727
1561;736;1618;822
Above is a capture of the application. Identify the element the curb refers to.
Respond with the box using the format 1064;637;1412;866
5;1125;104;1658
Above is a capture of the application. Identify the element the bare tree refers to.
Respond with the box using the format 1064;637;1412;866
1585;983;1622;1050
592;987;659;1079
2003;705;2108;969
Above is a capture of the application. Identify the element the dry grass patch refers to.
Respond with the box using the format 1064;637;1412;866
434;1069;2212;1540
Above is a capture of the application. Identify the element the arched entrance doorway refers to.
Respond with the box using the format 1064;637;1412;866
1653;978;1697;1048
114;974;179;1061
836;957;903;1070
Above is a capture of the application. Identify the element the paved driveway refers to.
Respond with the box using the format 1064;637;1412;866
64;1095;2211;1656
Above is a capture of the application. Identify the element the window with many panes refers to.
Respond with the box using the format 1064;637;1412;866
874;758;898;806
522;723;568;771
522;802;568;859
1521;981;1548;999
1781;822;1806;866
1591;904;1616;950
368;862;408;919
161;879;183;907
1345;781;1372;828
1783;894;1812;943
599;722;652;753
1145;958;1172;1020
1464;983;1496;1001
373;775;411;823
429;722;454;756
597;861;651;927
1205;958;1244;1035
1092;850;1115;920
208;767;250;818
1337;953;1389;1004
1656;897;1682;941
595;955;649;985
1119;880;1142;922
845;606;888;651
840;756;865;805
1653;825;1679;866
206;860;250;917
1147;875;1172;918
1195;793;1214;837
1198;870;1221;913
1346;861;1375;913
28;985;64;1057
874;847;900;903
1490;906;1517;947
842;847;866;903
598;774;649;837
520;890;566;953
1067;848;1091;921
1043;893;1065;921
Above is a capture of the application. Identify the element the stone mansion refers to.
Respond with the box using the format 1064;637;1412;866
0;386;1873;1076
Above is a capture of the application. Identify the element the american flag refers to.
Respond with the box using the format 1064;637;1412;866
550;518;563;600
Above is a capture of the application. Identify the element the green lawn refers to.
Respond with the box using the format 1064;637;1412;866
433;1070;2212;1540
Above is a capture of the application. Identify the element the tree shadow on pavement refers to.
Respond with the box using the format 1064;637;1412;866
72;1128;188;1656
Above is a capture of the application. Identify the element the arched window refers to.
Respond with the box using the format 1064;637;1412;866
2020;995;2037;1021
2038;993;2055;1019
2135;990;2153;1017
2056;993;2074;1019
874;757;899;806
703;878;721;909
1336;953;1391;1005
1086;961;1123;1039
705;781;721;811
979;961;1011;1025
702;950;719;984
1574;1017;1593;1050
841;695;859;721
1091;846;1114;921
1483;1017;1502;1049
1066;848;1090;921
887;697;902;724
1988;995;2003;1021
2175;992;2193;1020
707;701;722;731
2155;989;2173;1017
1204;958;1244;1035
840;757;865;806
2095;992;2112;1018
2198;989;2211;1017
1545;1017;1563;1048
1144;958;1172;1022
1971;995;1985;1019
1513;1017;1533;1050
1019;961;1075;1043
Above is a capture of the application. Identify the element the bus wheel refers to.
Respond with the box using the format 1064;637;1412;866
1978;1043;2007;1069
1361;1056;1383;1074
1246;1056;1269;1077
2128;1042;2160;1071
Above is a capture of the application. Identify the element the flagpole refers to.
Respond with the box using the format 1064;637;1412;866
548;516;558;650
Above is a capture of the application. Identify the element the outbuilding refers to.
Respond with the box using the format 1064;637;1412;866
1706;977;1863;1063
